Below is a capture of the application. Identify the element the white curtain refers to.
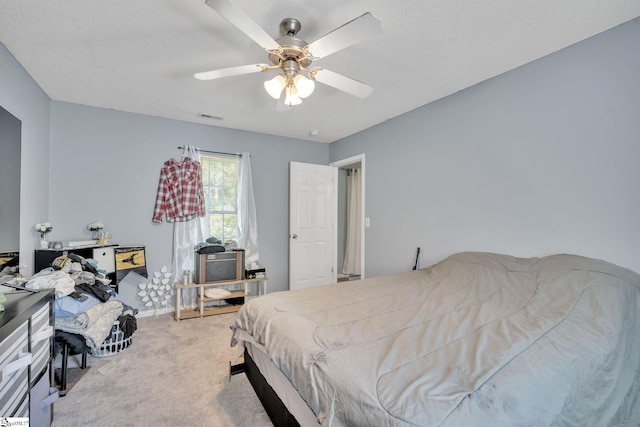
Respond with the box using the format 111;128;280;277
172;145;207;308
236;152;259;269
342;168;362;276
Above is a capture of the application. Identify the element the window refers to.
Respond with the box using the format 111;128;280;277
200;155;237;242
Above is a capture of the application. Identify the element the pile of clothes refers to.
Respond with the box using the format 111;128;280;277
26;252;137;355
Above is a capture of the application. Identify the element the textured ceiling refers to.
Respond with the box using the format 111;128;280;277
1;1;639;143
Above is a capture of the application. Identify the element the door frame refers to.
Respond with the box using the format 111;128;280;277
330;153;365;279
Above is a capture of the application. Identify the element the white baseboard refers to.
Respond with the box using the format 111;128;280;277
136;307;174;318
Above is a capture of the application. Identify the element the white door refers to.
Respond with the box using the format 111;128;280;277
289;162;337;290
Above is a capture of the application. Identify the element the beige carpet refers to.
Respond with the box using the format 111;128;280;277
51;312;272;426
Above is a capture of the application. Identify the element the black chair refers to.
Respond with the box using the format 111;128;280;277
54;330;88;395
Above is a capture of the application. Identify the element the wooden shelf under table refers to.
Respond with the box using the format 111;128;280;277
174;277;267;321
177;304;242;319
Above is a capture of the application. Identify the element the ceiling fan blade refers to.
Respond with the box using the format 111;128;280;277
305;12;382;59
312;68;373;98
205;0;281;51
194;63;269;80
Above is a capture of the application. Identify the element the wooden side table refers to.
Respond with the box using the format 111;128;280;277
174;277;267;320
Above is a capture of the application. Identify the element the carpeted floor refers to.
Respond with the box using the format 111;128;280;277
51;312;272;426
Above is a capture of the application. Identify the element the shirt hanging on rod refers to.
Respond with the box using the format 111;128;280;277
152;145;205;223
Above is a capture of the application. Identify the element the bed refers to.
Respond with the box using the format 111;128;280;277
231;252;640;426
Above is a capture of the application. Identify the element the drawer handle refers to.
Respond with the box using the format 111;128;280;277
32;325;54;344
1;352;32;381
41;387;60;408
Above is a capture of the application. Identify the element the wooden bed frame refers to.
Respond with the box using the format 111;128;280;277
232;348;300;427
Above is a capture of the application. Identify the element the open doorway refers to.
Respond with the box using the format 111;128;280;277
331;154;365;282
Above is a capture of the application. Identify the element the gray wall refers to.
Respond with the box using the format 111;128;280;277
0;42;51;272
2;16;640;314
48;101;328;311
330;17;640;277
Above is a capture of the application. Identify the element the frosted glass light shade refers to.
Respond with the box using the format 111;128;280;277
293;75;315;98
264;75;287;99
284;86;302;106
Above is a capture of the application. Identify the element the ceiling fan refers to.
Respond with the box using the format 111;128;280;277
194;0;382;106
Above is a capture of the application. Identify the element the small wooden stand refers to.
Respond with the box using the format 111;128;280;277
174;277;267;320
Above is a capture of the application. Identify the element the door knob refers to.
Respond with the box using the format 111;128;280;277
290;234;298;239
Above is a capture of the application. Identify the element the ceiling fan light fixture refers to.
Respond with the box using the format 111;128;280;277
284;85;302;106
198;3;382;110
293;74;315;98
264;75;287;99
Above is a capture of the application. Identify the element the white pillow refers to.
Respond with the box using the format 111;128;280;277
204;288;232;299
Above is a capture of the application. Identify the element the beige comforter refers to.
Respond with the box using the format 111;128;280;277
232;252;640;426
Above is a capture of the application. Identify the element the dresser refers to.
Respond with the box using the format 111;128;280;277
0;289;56;425
34;244;117;284
34;244;147;293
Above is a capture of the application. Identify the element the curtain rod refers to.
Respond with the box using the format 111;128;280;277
177;146;243;158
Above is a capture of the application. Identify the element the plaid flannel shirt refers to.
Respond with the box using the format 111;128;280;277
152;157;205;223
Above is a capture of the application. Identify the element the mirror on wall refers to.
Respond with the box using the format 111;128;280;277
0;105;21;254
